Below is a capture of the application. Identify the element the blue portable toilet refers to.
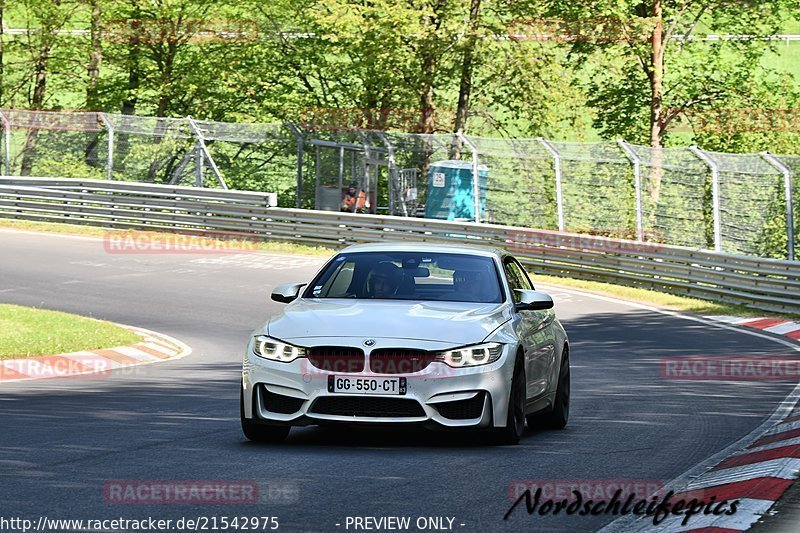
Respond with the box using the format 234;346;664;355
424;160;488;222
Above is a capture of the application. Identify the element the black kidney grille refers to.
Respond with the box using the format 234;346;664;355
369;349;437;374
307;346;365;373
435;393;485;420
310;396;425;418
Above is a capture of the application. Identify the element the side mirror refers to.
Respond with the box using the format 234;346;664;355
514;289;554;311
271;283;307;304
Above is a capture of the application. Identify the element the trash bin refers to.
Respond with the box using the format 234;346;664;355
424;160;488;221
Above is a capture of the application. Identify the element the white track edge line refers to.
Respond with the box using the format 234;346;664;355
534;283;800;533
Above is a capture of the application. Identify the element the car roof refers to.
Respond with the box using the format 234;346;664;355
339;241;506;259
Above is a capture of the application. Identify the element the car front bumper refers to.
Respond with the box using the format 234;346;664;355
242;337;515;429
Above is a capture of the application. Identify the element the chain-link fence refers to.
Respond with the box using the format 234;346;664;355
1;108;797;260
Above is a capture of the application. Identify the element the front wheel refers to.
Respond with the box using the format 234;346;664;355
241;388;290;443
490;356;526;445
527;349;569;430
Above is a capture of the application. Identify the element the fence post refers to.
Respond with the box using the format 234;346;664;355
689;146;722;252
617;139;644;241
377;132;403;216
538;138;565;232
762;152;795;261
186;116;228;189
194;139;204;187
285;122;304;208
458;133;482;223
0;111;10;175
99;113;114;180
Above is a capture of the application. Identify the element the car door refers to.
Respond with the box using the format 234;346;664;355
504;257;556;400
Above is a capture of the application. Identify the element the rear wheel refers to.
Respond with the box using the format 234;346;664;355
491;356;526;445
241;388;290;443
527;348;569;430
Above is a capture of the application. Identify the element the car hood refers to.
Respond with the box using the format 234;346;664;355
264;299;512;344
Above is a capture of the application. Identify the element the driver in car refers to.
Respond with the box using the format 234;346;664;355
369;261;401;298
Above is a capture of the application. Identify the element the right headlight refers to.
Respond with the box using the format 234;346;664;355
433;342;504;367
252;336;306;363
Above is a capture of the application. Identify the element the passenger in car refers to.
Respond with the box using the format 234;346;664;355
452;269;497;302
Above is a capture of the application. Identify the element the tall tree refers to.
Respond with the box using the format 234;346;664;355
86;0;102;110
15;0;79;175
0;0;5;107
454;0;481;136
534;0;791;147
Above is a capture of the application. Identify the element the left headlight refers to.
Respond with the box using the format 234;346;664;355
252;335;306;363
433;342;504;367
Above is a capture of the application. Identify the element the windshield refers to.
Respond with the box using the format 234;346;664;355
304;251;504;303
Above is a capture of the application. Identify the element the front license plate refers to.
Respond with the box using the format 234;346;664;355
327;376;407;395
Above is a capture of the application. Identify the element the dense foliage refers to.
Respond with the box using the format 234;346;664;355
3;0;800;149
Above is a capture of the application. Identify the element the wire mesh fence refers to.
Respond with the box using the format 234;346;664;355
703;151;786;258
774;154;800;259
547;141;635;236
1;108;798;260
104;114;196;186
466;136;555;229
625;145;710;249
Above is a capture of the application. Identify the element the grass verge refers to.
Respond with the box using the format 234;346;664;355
0;304;140;360
534;274;800;320
0;218;334;257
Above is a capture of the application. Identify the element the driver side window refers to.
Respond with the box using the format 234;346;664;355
504;258;532;303
503;259;524;303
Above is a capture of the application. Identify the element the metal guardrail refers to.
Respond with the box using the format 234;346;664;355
1;177;798;315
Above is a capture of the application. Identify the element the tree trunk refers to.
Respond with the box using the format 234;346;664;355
121;20;140;117
648;0;665;204
0;2;5;107
449;0;480;159
84;0;103;167
453;0;480;136
419;56;436;135
86;0;102;110
20;46;50;176
117;9;142;171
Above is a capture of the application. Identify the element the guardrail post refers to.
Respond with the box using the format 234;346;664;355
538;138;565;232
0;111;11;175
285;122;304;208
689;146;722;252
99;113;114;180
458;133;481;223
762;152;795;261
187;116;228;190
617;139;644;241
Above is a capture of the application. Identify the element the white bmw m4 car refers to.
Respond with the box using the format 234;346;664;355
241;243;570;444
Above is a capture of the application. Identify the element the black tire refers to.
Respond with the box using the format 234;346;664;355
240;388;290;443
491;355;526;445
527;348;569;430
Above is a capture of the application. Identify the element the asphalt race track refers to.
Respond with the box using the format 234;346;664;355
0;229;797;533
